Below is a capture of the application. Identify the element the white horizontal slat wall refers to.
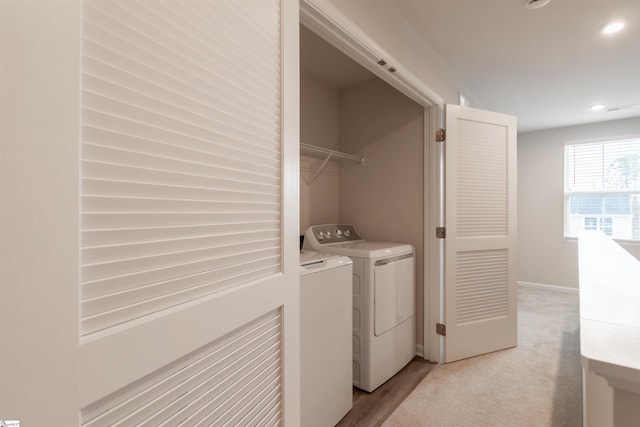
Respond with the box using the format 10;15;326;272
81;309;283;427
453;117;510;327
455;249;509;324
456;120;508;238
444;105;517;363
80;0;282;336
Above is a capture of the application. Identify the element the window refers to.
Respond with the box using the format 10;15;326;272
564;138;640;241
584;217;598;231
583;217;613;236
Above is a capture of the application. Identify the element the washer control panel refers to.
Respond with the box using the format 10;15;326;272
309;224;361;244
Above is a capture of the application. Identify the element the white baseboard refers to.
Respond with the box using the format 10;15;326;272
517;281;579;295
415;344;424;358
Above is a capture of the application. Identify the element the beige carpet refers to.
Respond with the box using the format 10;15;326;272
383;286;582;427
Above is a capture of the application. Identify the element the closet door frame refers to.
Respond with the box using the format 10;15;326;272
300;0;444;362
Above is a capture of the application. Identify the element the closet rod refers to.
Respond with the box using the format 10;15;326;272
300;142;364;164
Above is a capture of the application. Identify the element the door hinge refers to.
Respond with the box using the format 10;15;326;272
436;323;446;336
436;227;446;239
436;128;446;142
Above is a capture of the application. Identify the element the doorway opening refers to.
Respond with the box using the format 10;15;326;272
299;19;442;363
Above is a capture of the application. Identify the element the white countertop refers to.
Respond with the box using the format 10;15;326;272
578;231;640;390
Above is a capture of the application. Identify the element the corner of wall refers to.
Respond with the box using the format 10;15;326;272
323;0;484;107
517;117;640;287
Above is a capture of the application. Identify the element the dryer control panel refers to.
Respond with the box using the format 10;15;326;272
308;224;361;244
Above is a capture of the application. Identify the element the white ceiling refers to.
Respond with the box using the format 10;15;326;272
391;0;640;132
301;0;640;133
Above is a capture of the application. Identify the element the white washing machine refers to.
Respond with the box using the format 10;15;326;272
304;224;415;392
300;250;353;427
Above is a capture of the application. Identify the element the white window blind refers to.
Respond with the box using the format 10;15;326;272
564;138;640;240
80;0;282;336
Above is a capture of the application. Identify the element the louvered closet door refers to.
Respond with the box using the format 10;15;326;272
79;1;298;425
443;104;517;363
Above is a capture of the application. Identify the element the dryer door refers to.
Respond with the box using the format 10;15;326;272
374;253;415;336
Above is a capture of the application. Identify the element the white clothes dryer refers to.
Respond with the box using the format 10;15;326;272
303;224;415;392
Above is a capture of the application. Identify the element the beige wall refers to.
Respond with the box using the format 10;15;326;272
518;117;640;288
325;0;483;107
300;74;341;231
301;74;340;150
338;78;426;350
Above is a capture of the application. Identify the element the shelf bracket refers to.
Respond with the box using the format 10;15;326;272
304;152;334;186
300;142;364;186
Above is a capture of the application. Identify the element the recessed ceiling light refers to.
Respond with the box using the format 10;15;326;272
591;104;607;111
524;0;552;10
601;21;625;35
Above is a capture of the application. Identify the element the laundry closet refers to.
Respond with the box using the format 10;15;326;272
299;25;429;353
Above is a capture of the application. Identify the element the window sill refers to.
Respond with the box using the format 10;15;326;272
565;236;640;246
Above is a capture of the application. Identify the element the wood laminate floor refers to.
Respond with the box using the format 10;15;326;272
336;357;437;427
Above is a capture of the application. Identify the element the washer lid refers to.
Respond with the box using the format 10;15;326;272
316;241;414;259
299;250;352;276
